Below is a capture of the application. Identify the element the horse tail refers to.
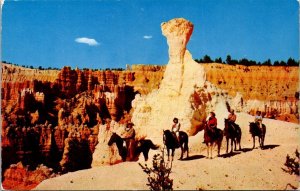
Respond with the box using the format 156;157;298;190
236;125;242;138
149;141;159;150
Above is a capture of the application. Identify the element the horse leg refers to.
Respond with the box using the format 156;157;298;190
186;142;189;158
210;144;213;159
171;149;175;161
259;136;262;148
234;139;237;151
252;136;255;149
180;145;183;160
122;149;126;162
206;145;209;158
143;148;150;161
167;149;170;161
230;139;233;153
226;138;229;154
217;141;221;157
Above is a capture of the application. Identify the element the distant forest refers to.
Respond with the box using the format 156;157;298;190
195;55;299;66
1;61;124;71
2;55;299;70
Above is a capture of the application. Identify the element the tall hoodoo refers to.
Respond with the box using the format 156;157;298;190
160;18;194;96
131;18;208;139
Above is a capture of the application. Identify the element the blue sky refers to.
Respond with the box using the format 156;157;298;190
2;0;299;69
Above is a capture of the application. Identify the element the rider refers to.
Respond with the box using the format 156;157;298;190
207;112;217;130
254;111;263;130
203;112;217;143
228;109;237;129
121;122;136;149
171;118;181;146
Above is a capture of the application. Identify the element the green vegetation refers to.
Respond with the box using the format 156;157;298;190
139;149;173;191
195;55;299;66
282;149;299;175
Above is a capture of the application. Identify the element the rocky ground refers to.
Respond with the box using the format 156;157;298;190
35;113;299;190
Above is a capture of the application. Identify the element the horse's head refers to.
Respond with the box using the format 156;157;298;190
108;132;117;146
163;129;171;145
224;118;229;126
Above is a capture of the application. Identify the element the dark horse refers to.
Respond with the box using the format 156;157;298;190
249;122;266;149
204;124;223;159
163;130;189;161
135;139;159;161
224;118;242;153
108;133;159;162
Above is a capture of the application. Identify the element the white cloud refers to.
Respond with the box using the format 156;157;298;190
143;35;152;39
75;37;99;46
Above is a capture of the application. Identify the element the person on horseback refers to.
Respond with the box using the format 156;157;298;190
121;122;136;149
171;118;181;147
203;112;218;143
207;112;217;130
254;111;263;130
228;109;237;129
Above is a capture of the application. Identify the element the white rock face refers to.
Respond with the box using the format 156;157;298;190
91;121;124;167
131;18;208;140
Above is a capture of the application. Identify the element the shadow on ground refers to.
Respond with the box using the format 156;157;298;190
219;151;241;158
181;154;206;161
261;144;280;150
240;148;252;153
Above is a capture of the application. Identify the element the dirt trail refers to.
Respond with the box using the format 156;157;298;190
35;113;299;190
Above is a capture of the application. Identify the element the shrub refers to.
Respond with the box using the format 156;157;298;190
282;149;299;175
139;149;173;190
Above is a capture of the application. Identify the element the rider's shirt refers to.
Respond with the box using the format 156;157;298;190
228;114;237;123
207;117;217;128
172;123;181;133
254;115;263;123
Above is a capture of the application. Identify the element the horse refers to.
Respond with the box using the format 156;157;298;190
163;130;189;161
135;139;159;161
107;132;159;162
249;122;266;149
203;124;223;159
224;118;242;153
108;133;127;161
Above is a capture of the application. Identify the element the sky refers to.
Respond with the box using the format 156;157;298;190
2;0;299;69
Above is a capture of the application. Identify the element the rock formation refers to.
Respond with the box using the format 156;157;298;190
92;121;124;167
131;18;221;139
2;162;57;190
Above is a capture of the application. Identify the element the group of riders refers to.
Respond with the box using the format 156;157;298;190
118;110;264;149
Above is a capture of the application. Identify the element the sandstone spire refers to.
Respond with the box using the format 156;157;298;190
131;18;207;139
160;18;194;96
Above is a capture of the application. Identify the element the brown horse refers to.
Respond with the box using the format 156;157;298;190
224;118;242;153
203;124;223;159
